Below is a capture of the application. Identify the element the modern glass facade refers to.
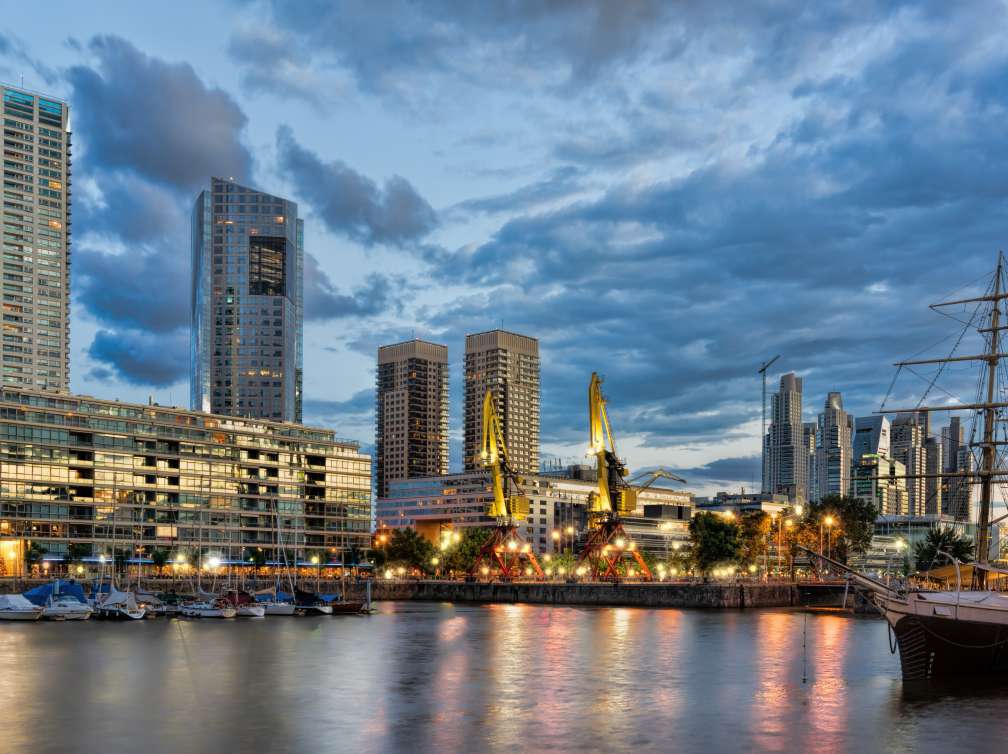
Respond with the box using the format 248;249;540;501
0;388;370;575
191;177;303;422
0;85;71;393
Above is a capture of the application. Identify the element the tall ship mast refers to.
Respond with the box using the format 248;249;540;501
831;253;1008;681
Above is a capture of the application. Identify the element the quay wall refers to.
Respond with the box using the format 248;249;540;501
349;580;801;609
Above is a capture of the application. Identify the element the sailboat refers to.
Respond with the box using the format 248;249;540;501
256;499;297;615
840;255;1008;681
24;580;92;620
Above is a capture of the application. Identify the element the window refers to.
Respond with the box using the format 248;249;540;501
248;235;285;296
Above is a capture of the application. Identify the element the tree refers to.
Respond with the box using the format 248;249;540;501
444;527;492;574
689;512;741;576
386;528;436;572
914;527;975;572
24;541;46;571
738;511;772;567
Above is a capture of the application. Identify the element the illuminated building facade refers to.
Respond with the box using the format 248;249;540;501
0;388;370;574
0;84;70;392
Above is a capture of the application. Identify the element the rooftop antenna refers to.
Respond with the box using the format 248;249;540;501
758;355;781;492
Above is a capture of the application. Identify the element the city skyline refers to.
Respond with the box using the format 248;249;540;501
4;4;1008;495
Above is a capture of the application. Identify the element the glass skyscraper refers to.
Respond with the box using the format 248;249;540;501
191;178;303;422
0;84;71;392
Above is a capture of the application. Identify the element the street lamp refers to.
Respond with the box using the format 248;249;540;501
311;554;320;591
824;515;835;560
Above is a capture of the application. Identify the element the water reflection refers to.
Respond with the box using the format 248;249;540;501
0;605;1003;753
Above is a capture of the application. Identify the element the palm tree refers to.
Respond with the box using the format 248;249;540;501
914;527;975;572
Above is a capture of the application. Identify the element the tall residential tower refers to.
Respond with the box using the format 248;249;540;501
191;178;303;422
375;339;449;499
814;392;853;500
0;85;70;392
464;330;540;475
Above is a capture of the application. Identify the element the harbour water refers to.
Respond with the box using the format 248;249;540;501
1;602;1006;753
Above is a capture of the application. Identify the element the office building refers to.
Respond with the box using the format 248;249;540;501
852;453;908;515
814;392;853;500
891;412;927;516
946;445;975;521
0;84;71;392
375;339;449;499
853;415;890;461
0;388;371;577
191;177;303;422
762;373;807;501
463;330;540;475
924;436;943;515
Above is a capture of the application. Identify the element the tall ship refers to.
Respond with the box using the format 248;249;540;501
844;254;1008;681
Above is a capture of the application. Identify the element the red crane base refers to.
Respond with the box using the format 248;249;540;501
471;524;544;581
577;517;653;582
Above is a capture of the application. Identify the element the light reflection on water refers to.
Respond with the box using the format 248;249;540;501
1;603;1006;754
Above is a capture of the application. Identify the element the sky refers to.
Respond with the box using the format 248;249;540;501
4;1;1008;496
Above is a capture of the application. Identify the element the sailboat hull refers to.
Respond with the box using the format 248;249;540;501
891;613;1008;681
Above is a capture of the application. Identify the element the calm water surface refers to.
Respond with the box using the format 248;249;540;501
1;602;1006;753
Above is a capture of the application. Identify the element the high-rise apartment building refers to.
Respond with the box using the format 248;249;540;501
891;412;927;516
375;339;449;499
946;446;975;521
191;178;303;422
815;392;853;500
941;417;964;474
463;330;540;475
0;85;70;392
762;373;807;501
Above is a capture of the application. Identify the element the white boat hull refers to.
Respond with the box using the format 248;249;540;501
0;608;43;621
181;605;237;619
237;604;266;618
263;602;296;616
43;601;92;620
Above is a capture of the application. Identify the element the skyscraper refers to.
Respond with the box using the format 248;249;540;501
463;330;540;475
803;422;818;503
942;417;974;520
763;373;807;501
375;339;449;499
924;436;943;515
891;412;927;516
0;85;70;392
815;392;853;500
853;415;890;461
191;178;303;422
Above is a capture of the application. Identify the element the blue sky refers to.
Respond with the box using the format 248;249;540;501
4;1;1008;495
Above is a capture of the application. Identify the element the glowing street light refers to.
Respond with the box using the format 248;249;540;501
507;540;518;551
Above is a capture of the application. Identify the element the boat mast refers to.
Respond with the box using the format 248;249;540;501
977;253;1003;575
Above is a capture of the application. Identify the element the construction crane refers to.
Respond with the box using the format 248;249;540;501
628;468;688;491
470;389;544;580
576;372;653;581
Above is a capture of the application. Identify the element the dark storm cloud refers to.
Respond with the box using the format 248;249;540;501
88;329;189;387
304;254;405;321
66;35;252;190
663;456;763;488
275;126;437;247
75;244;188;334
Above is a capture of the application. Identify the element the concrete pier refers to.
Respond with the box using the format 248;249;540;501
349;580;801;609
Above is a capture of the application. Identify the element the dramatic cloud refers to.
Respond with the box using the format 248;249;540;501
275;125;437;247
88;329;189;387
227;25;327;106
304;254;403;321
67;35;252;190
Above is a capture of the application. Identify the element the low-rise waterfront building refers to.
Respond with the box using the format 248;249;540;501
0;388;371;576
694;490;791;517
377;471;693;556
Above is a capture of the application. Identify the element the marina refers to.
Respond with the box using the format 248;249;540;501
1;602;1006;754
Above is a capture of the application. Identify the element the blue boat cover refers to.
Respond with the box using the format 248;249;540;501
23;580;87;606
255;591;294;603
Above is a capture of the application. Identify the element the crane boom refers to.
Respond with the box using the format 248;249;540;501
588;372;634;514
480;389;528;521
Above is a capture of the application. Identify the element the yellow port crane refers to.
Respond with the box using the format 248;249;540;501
577;372;653;581
470;389;544;580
